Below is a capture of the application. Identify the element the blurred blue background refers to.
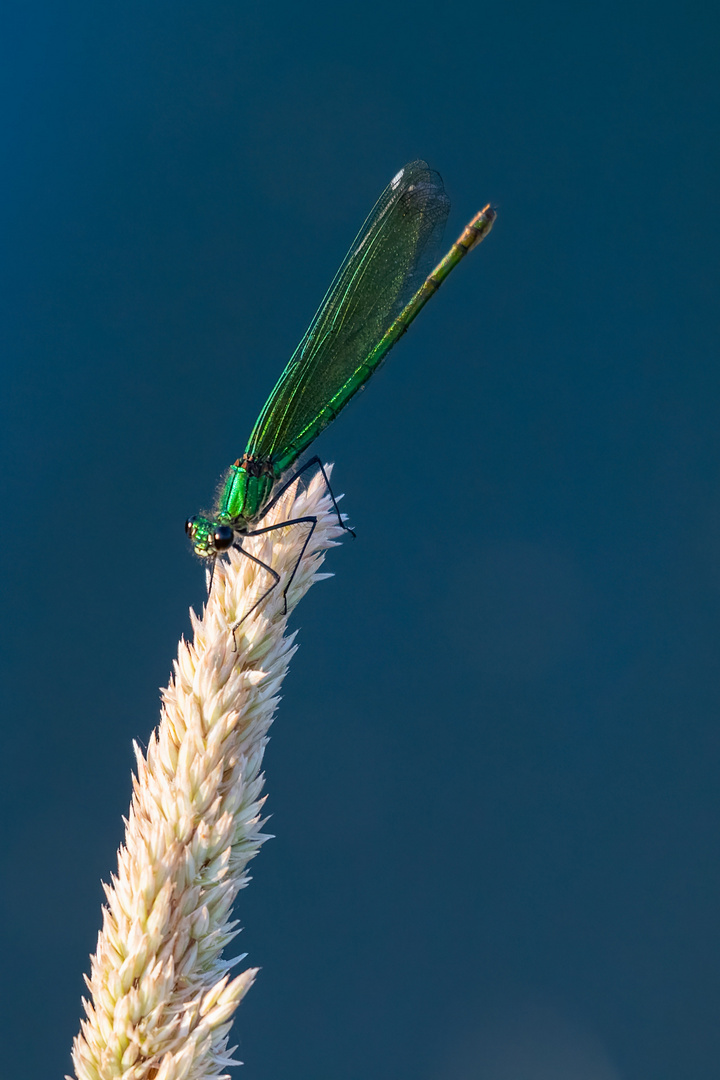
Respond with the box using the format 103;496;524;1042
1;1;718;1077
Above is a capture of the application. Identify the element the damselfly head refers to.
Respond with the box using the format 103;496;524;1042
185;515;234;558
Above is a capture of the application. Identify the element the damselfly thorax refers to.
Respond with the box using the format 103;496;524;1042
185;454;277;557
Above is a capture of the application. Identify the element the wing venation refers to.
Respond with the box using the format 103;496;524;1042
246;160;450;461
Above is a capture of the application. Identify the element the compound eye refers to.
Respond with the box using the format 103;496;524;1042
213;525;234;551
185;517;195;537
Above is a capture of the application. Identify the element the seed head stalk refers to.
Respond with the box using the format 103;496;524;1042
69;468;343;1080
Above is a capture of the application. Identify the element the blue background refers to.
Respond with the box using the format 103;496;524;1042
1;2;719;1077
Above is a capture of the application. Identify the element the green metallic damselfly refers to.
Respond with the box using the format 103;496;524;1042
186;160;495;629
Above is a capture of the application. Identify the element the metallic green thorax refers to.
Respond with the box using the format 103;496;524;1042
186;455;275;557
187;161;495;559
218;455;275;524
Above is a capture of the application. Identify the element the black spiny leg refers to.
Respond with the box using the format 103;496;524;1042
259;456;356;538
207;556;217;598
244;513;318;614
230;540;281;647
231;515;317;643
230;458;354;644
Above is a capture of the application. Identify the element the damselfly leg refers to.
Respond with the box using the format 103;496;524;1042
229;459;352;644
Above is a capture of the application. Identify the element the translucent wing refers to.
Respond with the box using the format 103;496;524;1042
246;160;450;461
